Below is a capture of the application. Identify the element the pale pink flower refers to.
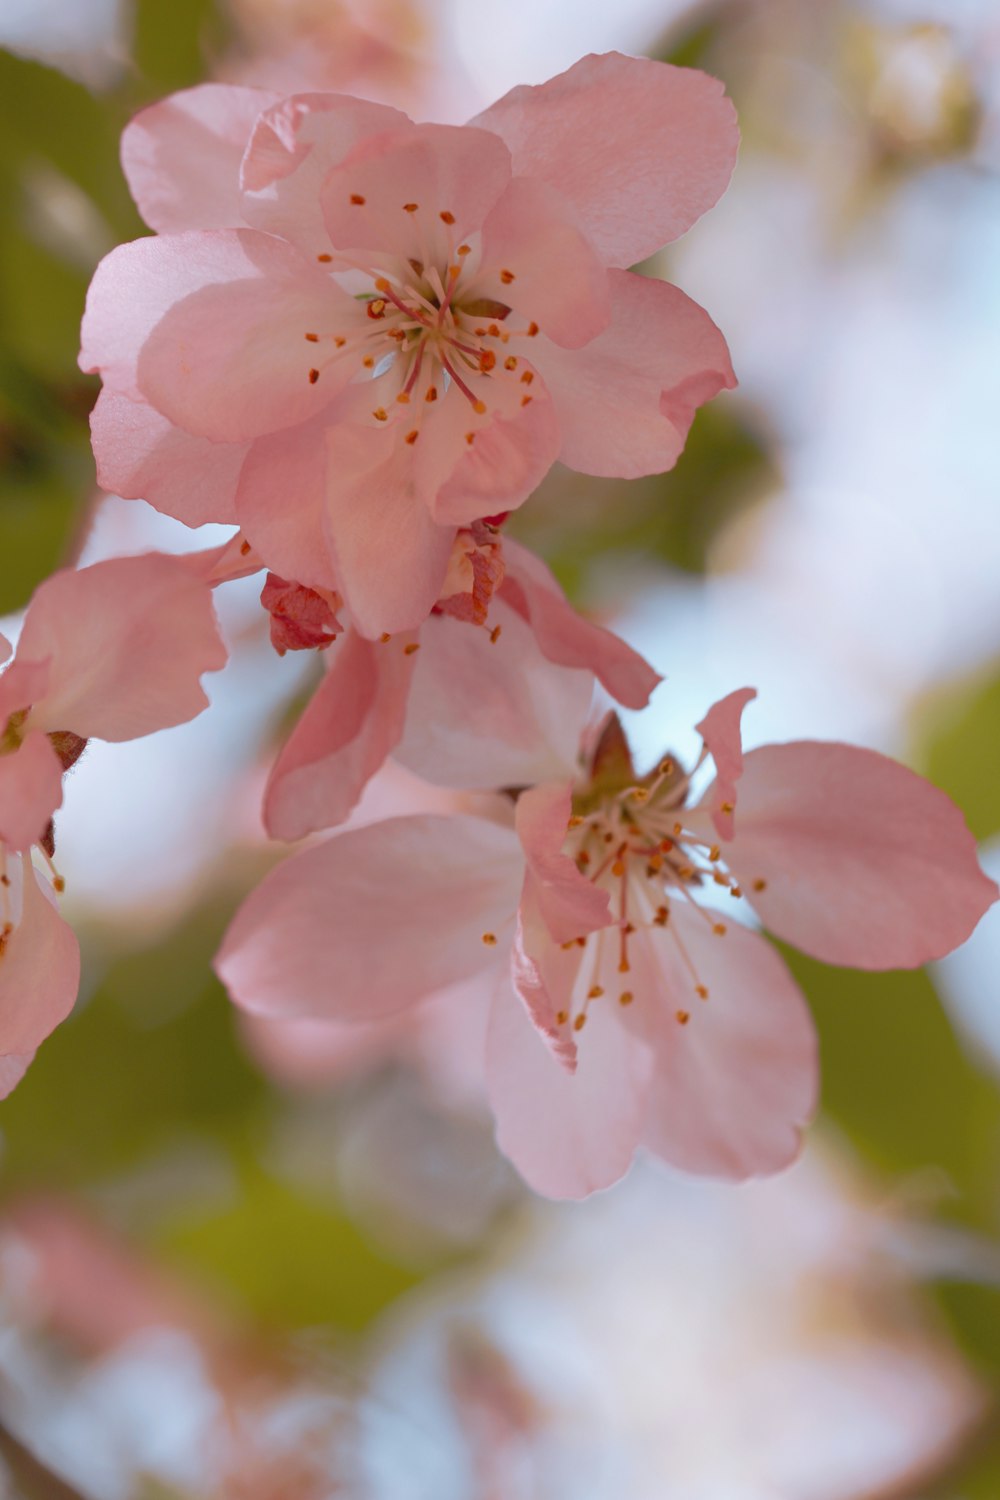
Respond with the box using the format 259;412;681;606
81;53;738;637
216;688;997;1198
0;554;227;1088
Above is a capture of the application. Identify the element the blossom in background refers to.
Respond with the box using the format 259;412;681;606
216;686;996;1197
0;554;227;1092
81;51;737;636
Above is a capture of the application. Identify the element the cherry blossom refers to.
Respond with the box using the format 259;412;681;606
81;53;737;637
0;555;227;1090
216;687;996;1198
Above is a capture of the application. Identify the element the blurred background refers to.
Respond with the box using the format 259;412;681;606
1;0;1000;1494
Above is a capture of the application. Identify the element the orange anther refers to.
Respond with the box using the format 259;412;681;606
465;432;475;445
556;1010;569;1024
403;202;418;213
317;253;332;263
753;877;767;892
439;209;456;225
500;268;515;284
366;298;387;319
520;395;533;407
396;392;410;404
479;350;496;372
696;985;709;1000
618;991;634;1006
482;932;497;945
573;1013;587;1032
587;985;604;1000
520;370;534;385
334;336;346;347
404;642;421;655
527;321;539;336
305;332;319;342
350;193;366;205
373;407;388;421
676;1009;690;1025
504;356;518;370
425;385;438;402
489;624;502;644
308;368;320;384
405;429;419;444
457;244;471;256
473;400;487;414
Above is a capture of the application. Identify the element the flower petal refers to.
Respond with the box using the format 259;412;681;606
695;686;757;839
240;92;411;255
721;742;1000;968
0;1052;34;1099
215;814;524;1022
122;83;278;233
320;122;511;268
0;858;80;1056
515;781;611;944
630;909;818;1179
486;970;652;1199
0;733;63;852
501;538;661;708
264;629;416;841
235;414;338;592
471;52;738;267
395;596;594;790
131;230;359;443
20;554;227;741
532;270;735;478
0;657;52;731
321;419;455;637
478;175;610;349
90;390;245;527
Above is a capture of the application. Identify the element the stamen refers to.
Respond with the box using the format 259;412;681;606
403;202;419;213
676;1010;690;1025
305;332;319;342
489;624;501;644
308;368;320;384
350;194;366;205
317;253;332;263
403;642;421;655
481;932;497;945
373;407;388;421
500;269;515;284
439;210;456;225
753;877;767;891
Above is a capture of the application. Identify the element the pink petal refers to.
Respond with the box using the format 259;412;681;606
181;534;264;587
0;1052;34;1099
629;909;817;1179
235;415;338;593
501;537;660;709
532;269;735;478
695;685;757;839
215;814;524;1022
264;629;415;841
322;419;455;637
471;52;738;268
320;122;511;267
477;175;610;349
90;391;245;527
0;733;63;852
0;656;52;732
121;83;278;233
515;782;611;944
418;362;562;528
0;858;80;1056
720;742;1000;969
133;230;359;443
0;635;10;666
20;554;226;741
486;970;652;1199
240;92;411;255
395;596;594;790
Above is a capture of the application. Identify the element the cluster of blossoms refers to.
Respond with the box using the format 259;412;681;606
2;53;995;1196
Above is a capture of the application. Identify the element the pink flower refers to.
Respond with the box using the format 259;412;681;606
216;688;997;1198
0;554;227;1088
81;54;738;637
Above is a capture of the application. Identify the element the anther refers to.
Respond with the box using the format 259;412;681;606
425;386;438;402
305;332;319;342
403;202;418;213
504;356;518;370
457;244;471;256
567;815;584;828
712;923;727;936
658;759;674;775
520;371;534;385
500;269;515;284
696;985;709;1000
618;991;634;1006
439;210;456;225
363;356;375;368
317;253;332;262
611;859;625;877
396;392;410;404
709;845;721;863
730;886;743;899
53;875;65;894
721;800;735;814
654;906;669;926
676;1010;690;1025
308;368;320;384
334;336;346;348
573;1013;587;1032
753;878;767;892
366;298;387;319
520;395;533;407
481;932;497;945
403;642;420;655
473;399;487;415
373;407;388;421
350;194;366;205
465;432;475;445
489;624;502;644
527;321;539;337
479;350;496;372
556;1010;569;1024
405;430;419;444
587;985;604;999
488;323;500;337
618;959;630;974
239;539;251;556
380;633;391;643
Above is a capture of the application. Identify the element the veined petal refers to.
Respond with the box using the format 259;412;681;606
122;83;278;233
631;909;818;1179
486;969;652;1199
264;629;416;841
321;122;511;268
240;92;411;255
695;686;757;839
501;538;660;709
721;742;1000;969
133;230;358;443
395;596;594;790
0;733;63;852
471;52;738;268
478;175;610;349
236;414;338;592
215;814;524;1023
0;859;80;1057
20;554;226;742
322;419;455;637
90;391;244;527
515;782;611;944
532;269;735;479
